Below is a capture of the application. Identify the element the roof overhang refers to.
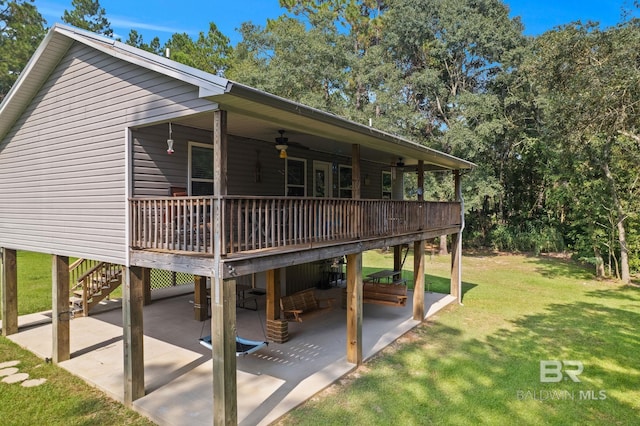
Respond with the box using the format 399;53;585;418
0;24;474;172
202;82;475;171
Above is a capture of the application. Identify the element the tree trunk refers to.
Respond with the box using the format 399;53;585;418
593;247;605;278
602;162;630;284
439;235;448;256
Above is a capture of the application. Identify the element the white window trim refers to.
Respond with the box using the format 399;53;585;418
312;160;332;198
382;170;392;199
338;165;352;198
285;157;307;197
188;141;214;196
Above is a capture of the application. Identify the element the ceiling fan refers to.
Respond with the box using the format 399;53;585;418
274;129;308;158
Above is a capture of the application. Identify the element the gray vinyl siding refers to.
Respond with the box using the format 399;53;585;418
133;130;392;199
132;125;214;197
0;42;216;263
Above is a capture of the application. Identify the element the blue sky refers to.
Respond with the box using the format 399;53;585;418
37;0;638;44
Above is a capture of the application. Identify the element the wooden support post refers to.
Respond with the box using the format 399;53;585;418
352;144;361;200
266;269;280;321
413;240;425;321
451;234;461;302
266;269;287;343
393;245;402;281
1;248;18;336
52;255;70;363
123;266;145;404
213;110;228;197
211;277;237;425
142;268;151;306
346;253;363;365
212;109;236;424
450;170;462;303
417;160;424;201
194;275;208;321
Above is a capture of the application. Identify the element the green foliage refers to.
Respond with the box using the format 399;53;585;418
488;222;565;254
0;0;46;101
124;29;162;55
164;23;232;75
525;20;640;279
228;15;349;111
62;0;112;36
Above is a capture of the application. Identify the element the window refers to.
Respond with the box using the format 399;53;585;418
188;142;214;195
339;165;352;198
382;171;392;199
286;157;306;196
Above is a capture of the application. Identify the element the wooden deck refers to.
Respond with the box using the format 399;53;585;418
130;196;462;257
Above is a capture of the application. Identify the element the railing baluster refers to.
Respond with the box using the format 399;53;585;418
129;196;462;255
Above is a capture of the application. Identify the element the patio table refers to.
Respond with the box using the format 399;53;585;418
365;270;402;284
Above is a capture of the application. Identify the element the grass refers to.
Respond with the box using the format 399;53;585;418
11;251;53;316
278;251;640;425
2;250;639;425
0;251;124;320
0;340;155;425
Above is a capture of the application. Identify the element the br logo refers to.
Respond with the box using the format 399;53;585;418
540;360;583;383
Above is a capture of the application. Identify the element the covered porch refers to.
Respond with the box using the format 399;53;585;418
5;285;455;425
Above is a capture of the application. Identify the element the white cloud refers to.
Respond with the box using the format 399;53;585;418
36;1;194;36
109;16;191;35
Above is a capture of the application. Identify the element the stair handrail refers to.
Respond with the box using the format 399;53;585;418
75;261;109;284
69;258;101;289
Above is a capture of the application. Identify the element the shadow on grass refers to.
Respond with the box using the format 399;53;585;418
586;285;640;302
524;255;594;281
286;287;639;425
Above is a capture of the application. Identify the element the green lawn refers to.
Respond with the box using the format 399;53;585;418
278;252;640;425
2;250;638;425
0;341;155;425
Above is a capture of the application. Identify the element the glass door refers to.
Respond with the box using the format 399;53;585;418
313;161;332;197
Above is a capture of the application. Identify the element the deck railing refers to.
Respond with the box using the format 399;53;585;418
130;196;461;255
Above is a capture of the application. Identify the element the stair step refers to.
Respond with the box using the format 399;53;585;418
68;261;123;316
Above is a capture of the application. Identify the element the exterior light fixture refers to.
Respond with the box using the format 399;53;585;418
167;122;174;154
275;129;288;159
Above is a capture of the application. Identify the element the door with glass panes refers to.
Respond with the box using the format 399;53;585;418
188;142;214;195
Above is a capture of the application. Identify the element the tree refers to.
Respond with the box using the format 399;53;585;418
62;0;112;36
164;23;232;75
228;15;349;110
125;29;162;55
526;21;640;282
0;0;46;101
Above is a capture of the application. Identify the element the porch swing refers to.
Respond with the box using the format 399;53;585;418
199;335;268;356
198;297;269;356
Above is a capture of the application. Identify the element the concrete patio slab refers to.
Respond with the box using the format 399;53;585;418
3;286;455;425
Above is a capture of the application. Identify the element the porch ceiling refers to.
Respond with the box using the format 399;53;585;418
173;94;474;171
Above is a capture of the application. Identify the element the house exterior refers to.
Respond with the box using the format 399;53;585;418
0;24;473;424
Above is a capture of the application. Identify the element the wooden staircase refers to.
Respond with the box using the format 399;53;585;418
69;259;123;317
